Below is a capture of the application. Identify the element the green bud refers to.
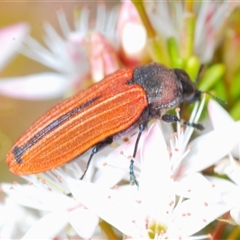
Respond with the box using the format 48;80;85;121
230;100;240;120
185;56;200;80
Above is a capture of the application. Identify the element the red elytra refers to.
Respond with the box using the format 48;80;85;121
6;62;204;185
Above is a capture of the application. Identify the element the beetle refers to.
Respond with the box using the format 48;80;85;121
6;62;205;186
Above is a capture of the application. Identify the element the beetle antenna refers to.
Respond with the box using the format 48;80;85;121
195;65;227;105
194;64;204;83
201;91;227;105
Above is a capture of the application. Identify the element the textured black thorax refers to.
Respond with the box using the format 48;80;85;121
132;62;183;118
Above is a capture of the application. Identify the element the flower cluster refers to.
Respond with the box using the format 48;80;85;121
1;1;240;239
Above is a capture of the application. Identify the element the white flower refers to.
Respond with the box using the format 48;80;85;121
0;73;69;100
0;195;39;239
96;97;239;199
0;23;29;71
62;99;240;239
3;95;239;238
209;99;240;225
21;4;118;84
145;1;236;62
1;121;126;239
207;176;240;226
1;167;101;239
67;121;232;239
0;4;119;100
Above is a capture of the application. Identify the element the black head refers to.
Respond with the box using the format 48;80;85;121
174;68;201;104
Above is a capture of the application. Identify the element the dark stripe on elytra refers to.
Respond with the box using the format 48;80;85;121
13;96;100;164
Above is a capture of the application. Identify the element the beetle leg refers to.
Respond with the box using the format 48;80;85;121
161;114;181;124
161;114;204;130
183;121;204;131
80;137;113;180
130;122;147;187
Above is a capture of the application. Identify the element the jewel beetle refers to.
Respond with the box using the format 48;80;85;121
6;62;207;185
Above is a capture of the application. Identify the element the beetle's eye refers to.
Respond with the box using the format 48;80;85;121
173;68;197;101
186;90;201;103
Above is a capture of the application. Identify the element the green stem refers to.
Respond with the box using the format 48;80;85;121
131;0;155;38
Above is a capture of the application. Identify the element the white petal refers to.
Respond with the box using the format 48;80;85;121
96;134;138;188
67;179;141;238
1;183;75;211
168;198;230;237
0;23;29;70
208;99;234;129
207;176;240;208
171;177;237;237
69;208;99;238
21;210;69;239
0;73;69;100
95;154;129;188
0;197;38;239
174;173;221;203
140;122;174;217
230;207;240;225
214;157;240;186
141;122;171;187
183;121;240;174
208;100;240;158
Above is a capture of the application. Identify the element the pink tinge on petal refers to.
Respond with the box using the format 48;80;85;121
66;33;89;70
117;1;148;67
82;32;120;82
0;23;29;70
0;73;69;100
